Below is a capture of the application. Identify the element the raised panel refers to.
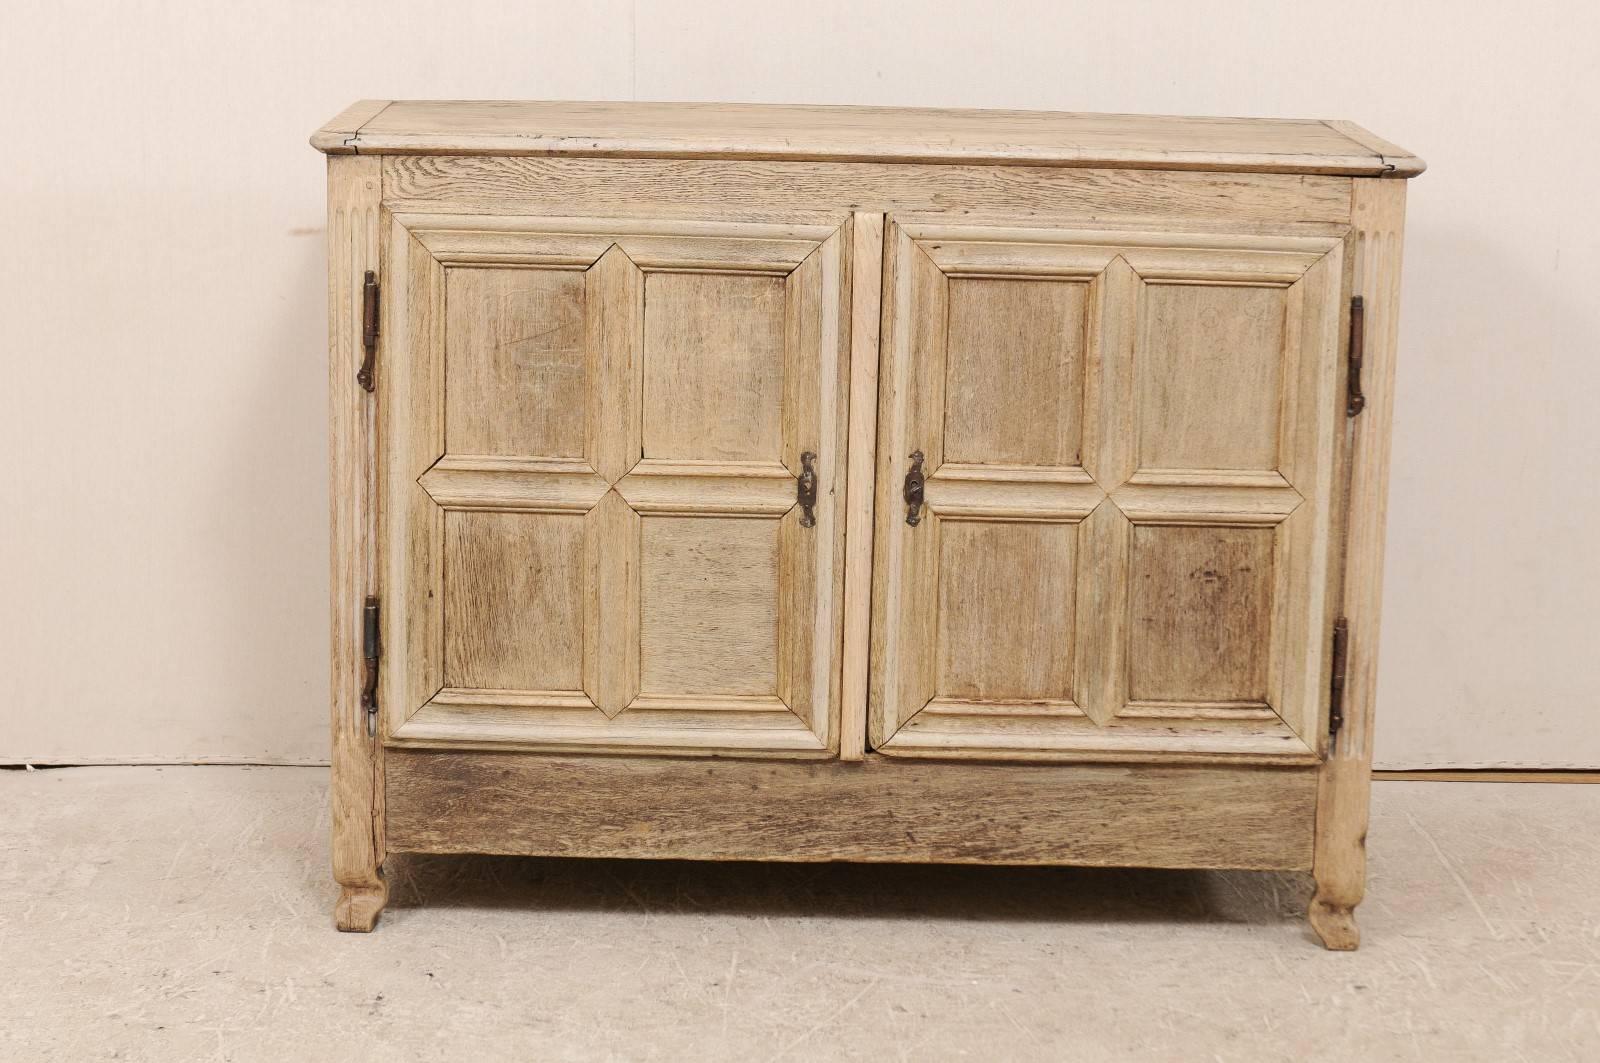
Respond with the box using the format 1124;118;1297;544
936;520;1076;701
443;510;585;691
1128;524;1275;704
639;515;780;696
873;219;1344;762
944;278;1086;466
583;491;641;716
1136;283;1286;472
585;247;644;482
384;213;849;757
642;272;786;462
445;267;587;458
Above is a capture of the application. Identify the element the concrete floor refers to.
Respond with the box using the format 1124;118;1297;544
1;769;1596;1062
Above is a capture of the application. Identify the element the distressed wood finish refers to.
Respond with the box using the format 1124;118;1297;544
317;102;1420;947
316;101;1422;176
381;157;1357;227
327;154;385;931
387;751;1318;870
380;213;850;757
871;221;1347;763
1311;179;1409;950
315;99;391;153
839;213;884;761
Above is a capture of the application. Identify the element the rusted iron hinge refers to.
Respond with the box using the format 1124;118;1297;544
1328;617;1349;738
358;271;379;393
360;596;380;737
1346;296;1366;417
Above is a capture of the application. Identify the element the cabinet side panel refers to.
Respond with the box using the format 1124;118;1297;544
387;751;1316;870
1311;179;1408;950
327;155;386;930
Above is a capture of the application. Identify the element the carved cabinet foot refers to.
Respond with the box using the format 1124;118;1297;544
335;881;388;932
1308;895;1360;951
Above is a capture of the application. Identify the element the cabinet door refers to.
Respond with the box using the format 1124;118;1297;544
380;213;850;756
871;219;1348;761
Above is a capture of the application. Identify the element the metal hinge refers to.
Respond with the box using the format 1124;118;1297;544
360;596;380;736
358;271;379;393
1328;617;1349;738
1346;296;1366;417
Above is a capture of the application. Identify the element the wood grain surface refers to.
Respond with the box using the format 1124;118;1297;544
387;751;1318;870
314;100;1424;177
1310;178;1409;950
326;154;386;931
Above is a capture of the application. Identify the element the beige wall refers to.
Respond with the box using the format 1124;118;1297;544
3;1;1595;767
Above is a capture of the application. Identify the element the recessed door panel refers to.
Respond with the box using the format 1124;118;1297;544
935;519;1078;702
639;515;780;697
943;277;1087;467
1127;524;1274;704
1136;283;1285;472
444;267;588;459
381;213;852;756
642;272;787;462
443;510;586;691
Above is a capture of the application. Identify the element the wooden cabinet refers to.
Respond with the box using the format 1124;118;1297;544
315;101;1422;948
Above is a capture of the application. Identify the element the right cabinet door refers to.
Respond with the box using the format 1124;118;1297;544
870;219;1349;762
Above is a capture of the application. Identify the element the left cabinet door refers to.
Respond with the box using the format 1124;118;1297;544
378;213;852;757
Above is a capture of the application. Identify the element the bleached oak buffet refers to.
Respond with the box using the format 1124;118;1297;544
313;101;1422;948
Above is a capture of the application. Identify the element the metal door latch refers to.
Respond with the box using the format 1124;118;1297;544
904;451;926;526
797;451;818;527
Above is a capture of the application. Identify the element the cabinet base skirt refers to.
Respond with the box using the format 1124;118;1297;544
384;751;1316;871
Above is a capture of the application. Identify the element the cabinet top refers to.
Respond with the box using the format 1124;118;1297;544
312;100;1423;178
